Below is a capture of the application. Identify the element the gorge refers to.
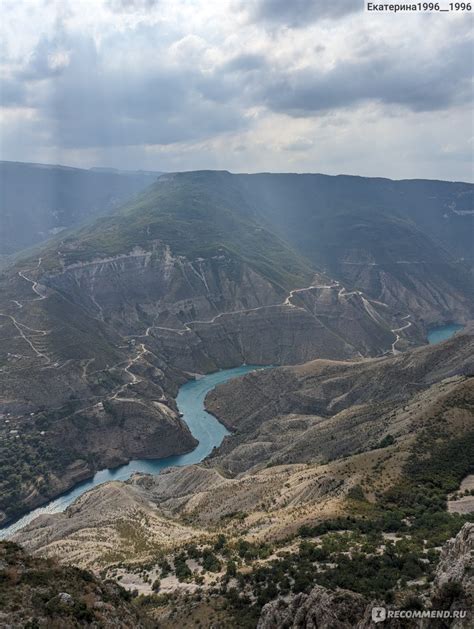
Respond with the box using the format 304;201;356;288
0;166;472;628
0;320;464;540
0;365;266;538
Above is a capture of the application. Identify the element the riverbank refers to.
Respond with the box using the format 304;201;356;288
0;365;266;539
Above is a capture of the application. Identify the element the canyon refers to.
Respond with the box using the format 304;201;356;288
0;167;472;627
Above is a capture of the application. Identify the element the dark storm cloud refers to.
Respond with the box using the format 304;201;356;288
244;0;362;27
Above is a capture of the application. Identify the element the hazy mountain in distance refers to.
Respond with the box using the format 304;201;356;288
236;172;474;264
0;160;161;257
194;171;474;325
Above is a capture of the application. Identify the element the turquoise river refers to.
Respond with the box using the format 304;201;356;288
0;365;265;539
0;321;464;539
427;323;464;345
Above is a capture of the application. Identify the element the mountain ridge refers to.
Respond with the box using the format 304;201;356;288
0;160;161;257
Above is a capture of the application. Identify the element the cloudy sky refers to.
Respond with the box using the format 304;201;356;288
1;0;473;180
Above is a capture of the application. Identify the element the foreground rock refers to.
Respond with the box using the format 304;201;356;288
257;584;369;629
0;540;150;628
431;523;474;627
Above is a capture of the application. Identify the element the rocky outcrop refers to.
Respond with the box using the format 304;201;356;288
257;525;474;629
431;523;473;627
257;584;369;629
435;523;473;590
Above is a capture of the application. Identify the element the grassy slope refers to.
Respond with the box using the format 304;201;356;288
15;170;473;301
38;172;315;292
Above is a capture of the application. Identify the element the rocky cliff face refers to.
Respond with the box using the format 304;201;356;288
431;523;473;628
257;584;369;629
435;523;473;591
43;243;401;365
44;244;283;333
